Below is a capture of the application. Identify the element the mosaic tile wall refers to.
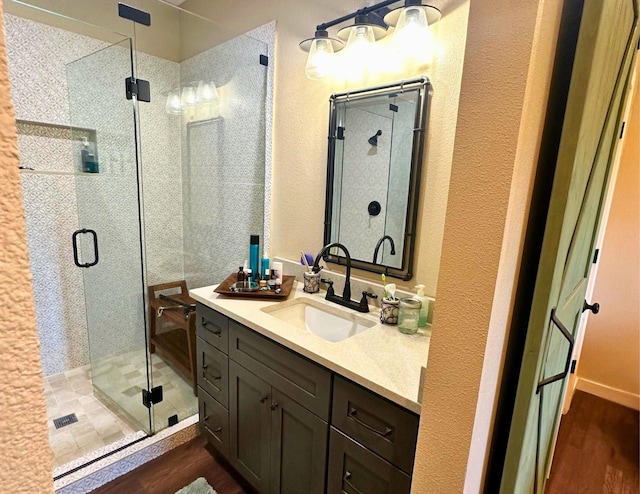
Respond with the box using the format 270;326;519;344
4;14;182;374
6;14;106;375
5;14;273;376
333;96;415;269
180;32;269;289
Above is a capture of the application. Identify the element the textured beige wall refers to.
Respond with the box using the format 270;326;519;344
464;0;564;489
579;66;640;401
0;1;54;491
411;0;552;491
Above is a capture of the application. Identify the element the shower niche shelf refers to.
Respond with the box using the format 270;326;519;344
16;119;99;174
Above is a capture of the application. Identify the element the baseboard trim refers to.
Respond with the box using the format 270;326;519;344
561;374;579;415
576;378;640;411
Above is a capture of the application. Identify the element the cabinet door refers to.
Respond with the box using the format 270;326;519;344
229;361;271;493
270;389;328;494
327;427;411;494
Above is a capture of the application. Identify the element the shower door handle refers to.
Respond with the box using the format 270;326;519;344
72;229;99;268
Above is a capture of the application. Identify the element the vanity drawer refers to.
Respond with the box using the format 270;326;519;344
196;336;228;408
327;427;411;494
199;386;229;459
332;376;419;474
196;303;229;354
229;321;331;421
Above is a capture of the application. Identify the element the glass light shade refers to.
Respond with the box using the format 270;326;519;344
180;85;197;109
392;6;433;65
305;38;335;80
343;25;376;79
345;24;376;51
165;88;181;114
196;81;218;103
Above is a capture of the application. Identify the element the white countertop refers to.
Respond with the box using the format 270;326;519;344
190;282;431;415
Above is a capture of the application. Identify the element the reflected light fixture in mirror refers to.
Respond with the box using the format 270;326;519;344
299;0;442;80
165;81;219;118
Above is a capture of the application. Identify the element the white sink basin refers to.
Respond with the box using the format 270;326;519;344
261;297;376;342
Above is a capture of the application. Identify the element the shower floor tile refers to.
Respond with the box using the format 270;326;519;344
45;351;197;471
45;366;135;470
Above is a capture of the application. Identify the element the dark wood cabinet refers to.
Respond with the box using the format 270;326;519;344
228;360;329;494
196;305;418;494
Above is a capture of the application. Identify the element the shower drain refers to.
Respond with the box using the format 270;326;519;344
53;413;78;429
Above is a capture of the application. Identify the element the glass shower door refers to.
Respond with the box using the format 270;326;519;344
67;38;152;435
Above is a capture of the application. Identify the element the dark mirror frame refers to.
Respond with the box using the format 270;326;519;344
323;77;431;281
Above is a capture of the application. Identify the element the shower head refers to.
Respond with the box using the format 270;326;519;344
368;129;382;146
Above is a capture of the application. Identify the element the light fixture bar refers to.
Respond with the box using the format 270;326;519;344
315;0;401;32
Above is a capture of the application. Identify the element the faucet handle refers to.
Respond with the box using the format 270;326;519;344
321;278;335;296
359;291;377;312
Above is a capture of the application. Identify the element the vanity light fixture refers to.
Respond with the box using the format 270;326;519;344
299;0;441;80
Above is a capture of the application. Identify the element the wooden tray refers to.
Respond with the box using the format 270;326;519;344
214;273;296;299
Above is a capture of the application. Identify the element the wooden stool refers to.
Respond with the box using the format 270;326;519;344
148;280;197;395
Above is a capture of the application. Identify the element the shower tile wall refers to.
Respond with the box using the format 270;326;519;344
336;97;414;268
4;14;182;374
136;56;184;286
338;108;394;265
180;34;268;289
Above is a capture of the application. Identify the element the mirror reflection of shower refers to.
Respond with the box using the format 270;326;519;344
368;129;382;146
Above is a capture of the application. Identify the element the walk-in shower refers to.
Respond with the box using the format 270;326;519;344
5;0;272;478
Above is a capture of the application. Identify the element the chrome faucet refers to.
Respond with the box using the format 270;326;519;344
313;242;377;313
372;235;396;264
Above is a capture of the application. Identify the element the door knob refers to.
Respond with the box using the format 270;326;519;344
583;300;600;314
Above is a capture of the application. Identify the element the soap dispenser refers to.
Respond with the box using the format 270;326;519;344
412;284;429;327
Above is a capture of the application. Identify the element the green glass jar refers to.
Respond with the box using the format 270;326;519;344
398;298;421;334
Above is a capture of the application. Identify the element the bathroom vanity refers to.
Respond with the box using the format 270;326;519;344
190;282;430;493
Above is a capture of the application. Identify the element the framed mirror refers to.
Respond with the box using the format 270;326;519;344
323;77;431;281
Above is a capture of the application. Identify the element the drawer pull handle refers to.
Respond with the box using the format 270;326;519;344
202;364;208;370
260;395;269;404
270;402;279;411
201;320;222;336
204;425;222;435
343;471;364;494
348;407;392;438
203;417;222;434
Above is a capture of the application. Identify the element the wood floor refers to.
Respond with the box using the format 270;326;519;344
91;437;248;494
547;390;639;494
91;390;638;494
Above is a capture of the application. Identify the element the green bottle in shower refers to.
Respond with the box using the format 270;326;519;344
81;137;99;173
